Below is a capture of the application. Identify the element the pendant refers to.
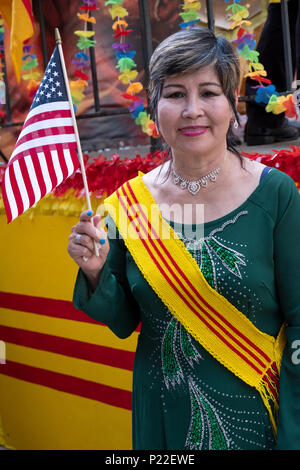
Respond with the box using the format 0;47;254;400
172;165;221;196
180;181;187;189
188;181;201;195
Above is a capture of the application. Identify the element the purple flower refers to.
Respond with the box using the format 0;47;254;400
23;44;33;53
112;43;132;53
129;99;144;113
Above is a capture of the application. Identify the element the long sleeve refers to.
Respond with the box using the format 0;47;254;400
273;176;300;449
73;215;140;339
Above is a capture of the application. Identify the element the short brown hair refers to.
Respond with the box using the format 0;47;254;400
148;27;243;167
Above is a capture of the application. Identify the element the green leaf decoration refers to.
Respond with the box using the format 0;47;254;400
116;57;136;72
185;382;204;449
179;10;198;22
199;392;228;450
239;44;259;63
206;237;245;278
135;111;148;125
22;58;39;70
162;318;183;388
77;37;96;50
226;3;245;14
200;242;216;289
186;379;229;450
105;0;123;4
180;324;202;367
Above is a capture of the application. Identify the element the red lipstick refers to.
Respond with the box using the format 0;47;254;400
179;126;207;136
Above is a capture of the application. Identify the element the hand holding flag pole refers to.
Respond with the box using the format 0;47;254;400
1;27;99;256
55;28;99;257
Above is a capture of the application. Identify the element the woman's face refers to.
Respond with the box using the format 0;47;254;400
157;65;234;160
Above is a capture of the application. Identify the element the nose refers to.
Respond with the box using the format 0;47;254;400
182;95;204;119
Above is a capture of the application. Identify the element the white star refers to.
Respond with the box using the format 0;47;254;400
51;62;56;67
46;93;51;98
57;91;63;97
55;81;60;87
44;84;49;89
51;86;55;92
49;77;54;82
53;71;58;77
40;90;44;95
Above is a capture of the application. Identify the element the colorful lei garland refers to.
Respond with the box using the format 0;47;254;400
70;0;98;111
226;0;298;118
179;1;298;119
21;42;41;99
105;0;159;138
179;0;202;29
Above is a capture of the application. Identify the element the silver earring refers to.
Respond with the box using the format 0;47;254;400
233;119;239;129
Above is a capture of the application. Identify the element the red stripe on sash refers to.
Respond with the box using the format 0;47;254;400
117;187;264;375
124;180;272;364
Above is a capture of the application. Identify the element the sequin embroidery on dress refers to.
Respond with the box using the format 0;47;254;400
157;210;275;450
186;377;230;450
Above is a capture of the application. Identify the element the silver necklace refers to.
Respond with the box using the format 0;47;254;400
172;154;227;196
172;166;220;195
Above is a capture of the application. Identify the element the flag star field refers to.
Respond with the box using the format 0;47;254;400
1;46;79;223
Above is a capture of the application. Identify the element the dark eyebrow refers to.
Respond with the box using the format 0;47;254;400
162;81;221;89
162;84;185;90
198;82;222;88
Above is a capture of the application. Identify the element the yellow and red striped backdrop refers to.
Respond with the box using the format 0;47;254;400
0;211;138;449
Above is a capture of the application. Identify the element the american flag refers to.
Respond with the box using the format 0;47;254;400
1;46;79;223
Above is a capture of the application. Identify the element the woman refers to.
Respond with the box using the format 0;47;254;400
67;27;300;450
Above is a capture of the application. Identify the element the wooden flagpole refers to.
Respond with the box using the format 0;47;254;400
55;28;99;257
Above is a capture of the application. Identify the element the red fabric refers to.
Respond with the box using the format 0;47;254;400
21;0;34;24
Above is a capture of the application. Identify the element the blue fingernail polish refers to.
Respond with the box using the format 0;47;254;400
99;238;105;245
87;210;93;216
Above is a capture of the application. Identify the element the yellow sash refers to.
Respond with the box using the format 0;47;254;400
104;172;286;435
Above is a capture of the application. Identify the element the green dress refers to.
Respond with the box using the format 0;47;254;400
73;167;300;450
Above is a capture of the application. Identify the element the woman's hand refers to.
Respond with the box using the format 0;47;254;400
68;210;110;288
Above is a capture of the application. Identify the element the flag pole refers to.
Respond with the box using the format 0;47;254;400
55;28;99;257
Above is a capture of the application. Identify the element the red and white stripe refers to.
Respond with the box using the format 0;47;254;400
1;102;79;223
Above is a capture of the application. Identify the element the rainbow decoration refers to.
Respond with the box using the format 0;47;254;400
105;0;159;138
70;0;98;111
179;0;202;29
226;1;298;118
21;42;41;99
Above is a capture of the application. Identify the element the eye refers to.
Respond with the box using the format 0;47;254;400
201;90;219;98
164;91;185;99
